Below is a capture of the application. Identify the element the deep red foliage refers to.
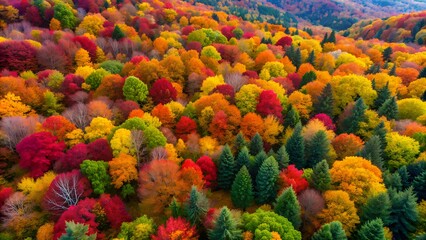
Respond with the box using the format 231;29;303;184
243;70;259;79
73;36;97;62
213;44;240;63
274;77;295;94
243;32;255;38
186;41;202;52
87;139;113;161
196;156;218;189
221;26;236;40
16;132;66;178
98;194;132;229
130;56;149;64
61;74;84;104
149;78;177;104
181;26;195;36
287;73;303;90
203;208;218;229
0;187;14;213
279;165;309;194
209;110;228;141
0;41;38;72
276;36;293;48
175;116;197;141
256;90;283;120
152;217;198;240
55;144;88;172
132;17;157;37
24;6;43;26
113;100;140;121
181;159;203;176
212;84;235;101
312;113;336;131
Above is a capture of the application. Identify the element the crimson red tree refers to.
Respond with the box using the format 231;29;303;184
73;36;97;62
276;36;293;48
54;144;88;172
175;116;197;141
87;139;113;162
196;156;218;189
98;194;132;229
279;165;309;194
152;217;198;239
149;78;177;104
0;41;38;72
256;90;283;121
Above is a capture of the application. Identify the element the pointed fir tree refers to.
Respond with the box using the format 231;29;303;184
59;221;97;240
312;221;347;240
359;135;384;170
274;187;302;229
313;83;334;116
321;32;329;46
208;207;242;239
383;171;403;191
284;104;300;128
413;171;426;201
378;97;398;120
421;90;426;102
249;133;263;156
234;132;246;154
112;25;125;40
300;71;317;88
286;122;305;169
169;197;183;218
286;45;295;62
235;147;251;176
294;48;302;70
250;150;268;179
185;186;209;226
419;67;426;79
383;47;392;62
357;219;386;240
359;192;391;225
305;130;329;168
217;145;236;190
276;145;290;170
389;64;396;76
397;165;411;190
373;121;387;150
307;50;315;65
388;187;419;239
311;160;331;192
255;156;279;204
328;30;336;43
373;82;391;110
231;166;254;210
340;97;367;134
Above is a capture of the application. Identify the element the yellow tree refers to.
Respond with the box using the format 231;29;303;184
0;92;33;117
84;117;114;142
109;153;138;189
288;91;312;119
330;156;386;205
75;48;92;67
110;128;135;157
18;172;56;206
261;115;283;145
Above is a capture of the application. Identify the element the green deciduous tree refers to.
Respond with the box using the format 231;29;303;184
123;76;148;103
80;160;111;195
59;221;96;240
312;221;347;240
54;3;76;29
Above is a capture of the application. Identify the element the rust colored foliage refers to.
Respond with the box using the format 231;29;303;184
240;113;264;140
209;110;229;143
152;217;199;240
331;133;364;159
279;165;309;194
180;159;204;190
42;116;77;141
94;74;125;100
151;104;175;128
0;41;38;72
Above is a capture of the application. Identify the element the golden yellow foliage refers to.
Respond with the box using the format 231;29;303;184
109;153;138;189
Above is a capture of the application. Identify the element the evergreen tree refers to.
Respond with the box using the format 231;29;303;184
249;133;263;156
112;25;125;40
250;150;268;179
307;50;315;65
373;121;387;150
359;135;384;170
341;97;367;134
373;82;391;110
313;83;334;116
286;122;305;169
285;28;290;34
235;147;251;176
419;67;426;79
312;221;347;240
328;30;336;43
286;45;295;61
274;187;301;229
185;186;209;226
388;188;419;239
212;13;219;22
383;47;393;62
276;145;290;170
217;145;236;190
378;97;398;120
294;48;302;70
321;33;329;46
300;71;317;88
305;130;329;168
231;166;254;210
169;197;183;218
389;64;396;76
284;104;300;128
413;171;426;201
359;192;391;225
357;219;386;240
234;132;246;154
421;91;426;101
312;160;331;192
208;207;242;239
383;171;403;191
397;166;411;190
60;221;97;240
255;156;279;204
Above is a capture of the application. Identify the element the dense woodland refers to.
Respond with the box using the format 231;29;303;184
0;0;426;239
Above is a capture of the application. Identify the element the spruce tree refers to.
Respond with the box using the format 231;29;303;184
250;150;268;179
312;160;331;192
383;47;392;62
305;130;330;168
294;48;302;70
359;192;391;225
169;197;183;218
383;171;403;191
329;222;347;240
208;207;242;239
328;30;336;43
321;32;329;46
313;83;334;116
373;82;391;110
276;145;290;170
419;67;426;79
286;122;305;169
185;186;209;226
378;97;398;120
112;25;125;40
255;156;279;204
312;221;347;240
389;64;396;76
307;50;315;65
300;71;317;88
284;104;300;128
274;187;301;229
235;146;251;172
234;132;246;154
373;121;387;150
249;133;263;156
217;145;236;190
388;188;419;239
231;166;254;210
359;135;384;170
413;171;426;201
421;90;426;101
397;166;411;190
357;219;386;240
341;97;366;134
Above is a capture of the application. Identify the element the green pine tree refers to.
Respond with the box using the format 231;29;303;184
284;104;300;128
388;188;419;239
231;166;254;210
313;83;334;116
307;50;315;65
373;82;391;110
59;221;97;240
419;67;426;79
383;171;403;191
397;165;411;190
359;135;384;170
389;64;396;76
383;47;393;62
255;156;279;204
250;150;268;179
217;145;236;190
321;32;329;46
328;30;336;43
413;171;426;201
300;71;317;88
235;147;251;176
373;121;387;150
378;97;398;120
208;207;242;240
305;130;330;168
274;187;301;229
359;192;391;225
294;48;302;70
421;90;426;101
312;221;347;240
286;122;305;169
311;160;331;192
169;197;183;218
341;97;367;134
276;145;290;170
185;186;209;226
112;25;125;40
234;132;246;154
249;133;264;156
357;219;386;240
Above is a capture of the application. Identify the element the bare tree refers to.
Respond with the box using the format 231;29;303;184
131;130;146;167
224;72;248;92
1;192;33;226
62;103;91;129
150;146;168;161
1;116;40;150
